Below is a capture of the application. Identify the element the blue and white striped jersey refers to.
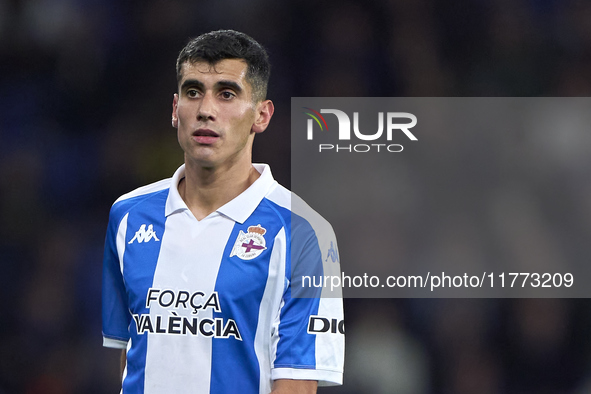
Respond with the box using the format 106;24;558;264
102;164;344;393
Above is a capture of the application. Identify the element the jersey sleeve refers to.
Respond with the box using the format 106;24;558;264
102;207;131;349
271;215;344;386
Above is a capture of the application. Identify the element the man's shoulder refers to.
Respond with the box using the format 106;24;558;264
113;177;172;205
264;183;335;234
108;177;172;222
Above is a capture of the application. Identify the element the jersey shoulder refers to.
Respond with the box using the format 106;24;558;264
265;183;335;236
114;177;171;204
108;178;171;224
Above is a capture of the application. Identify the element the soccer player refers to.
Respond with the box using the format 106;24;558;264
101;30;344;393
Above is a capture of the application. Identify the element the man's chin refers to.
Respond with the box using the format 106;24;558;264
184;153;218;169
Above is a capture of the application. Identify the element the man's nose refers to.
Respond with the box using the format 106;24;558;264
197;92;216;121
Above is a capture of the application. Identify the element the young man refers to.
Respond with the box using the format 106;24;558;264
102;30;344;393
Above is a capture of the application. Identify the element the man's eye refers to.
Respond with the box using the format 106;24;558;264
221;91;235;99
187;89;199;98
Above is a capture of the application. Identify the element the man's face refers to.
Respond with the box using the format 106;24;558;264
172;59;264;169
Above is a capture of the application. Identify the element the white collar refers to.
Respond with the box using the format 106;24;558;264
165;163;276;223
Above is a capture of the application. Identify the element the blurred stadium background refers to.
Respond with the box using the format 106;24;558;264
2;0;591;392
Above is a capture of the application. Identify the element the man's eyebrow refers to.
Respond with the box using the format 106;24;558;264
216;80;243;93
179;79;244;94
180;79;204;91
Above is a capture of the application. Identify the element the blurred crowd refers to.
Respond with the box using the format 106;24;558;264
2;0;591;393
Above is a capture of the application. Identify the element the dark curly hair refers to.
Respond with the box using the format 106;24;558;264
176;30;270;102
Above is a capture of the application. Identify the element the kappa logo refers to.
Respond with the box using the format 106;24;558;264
325;241;339;263
230;224;267;260
129;224;160;244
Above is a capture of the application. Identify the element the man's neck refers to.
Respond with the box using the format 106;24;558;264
179;159;261;221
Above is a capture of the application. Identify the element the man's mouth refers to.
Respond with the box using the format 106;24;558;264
192;129;220;144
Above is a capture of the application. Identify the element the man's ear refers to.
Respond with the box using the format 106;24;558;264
172;94;179;128
252;100;274;134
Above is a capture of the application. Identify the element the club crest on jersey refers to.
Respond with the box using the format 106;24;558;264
230;224;267;260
